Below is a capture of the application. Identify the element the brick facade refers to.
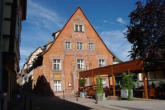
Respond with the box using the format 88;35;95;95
32;7;114;95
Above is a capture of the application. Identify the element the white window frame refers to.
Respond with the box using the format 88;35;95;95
54;80;62;92
65;42;71;50
89;43;94;51
79;25;83;32
77;42;83;50
75;24;79;32
77;59;84;70
99;59;105;67
74;24;84;32
53;59;61;71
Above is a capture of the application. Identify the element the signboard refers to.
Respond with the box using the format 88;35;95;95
54;74;61;79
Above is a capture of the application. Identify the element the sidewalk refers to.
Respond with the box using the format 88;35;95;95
10;95;165;110
11;94;33;110
64;95;165;110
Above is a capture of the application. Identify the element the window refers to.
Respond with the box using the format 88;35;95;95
54;80;62;92
79;25;83;32
65;42;71;50
77;42;83;50
89;43;94;50
53;59;61;71
74;24;84;32
99;59;105;67
77;59;84;70
102;78;107;88
75;25;79;32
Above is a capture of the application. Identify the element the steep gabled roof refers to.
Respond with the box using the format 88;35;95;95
42;7;121;61
52;30;61;37
21;47;42;74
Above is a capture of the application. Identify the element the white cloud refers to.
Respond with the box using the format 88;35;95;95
100;29;131;61
20;0;65;71
116;17;125;24
20;47;35;57
27;0;63;29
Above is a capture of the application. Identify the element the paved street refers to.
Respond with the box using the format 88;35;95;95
30;95;165;110
31;96;114;110
63;96;165;110
12;95;165;110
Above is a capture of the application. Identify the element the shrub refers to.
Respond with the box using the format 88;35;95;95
80;78;86;87
96;76;104;94
121;73;135;100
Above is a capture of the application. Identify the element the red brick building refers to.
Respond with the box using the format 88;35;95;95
29;7;120;95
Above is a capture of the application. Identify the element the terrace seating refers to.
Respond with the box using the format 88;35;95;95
85;86;96;98
149;88;155;99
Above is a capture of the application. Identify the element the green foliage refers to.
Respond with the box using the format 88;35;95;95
121;73;135;90
96;76;104;94
126;0;165;59
121;73;135;100
80;78;86;87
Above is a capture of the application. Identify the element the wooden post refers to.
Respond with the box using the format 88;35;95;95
78;78;80;92
112;74;116;96
92;71;95;89
108;75;111;96
142;60;148;99
143;73;148;99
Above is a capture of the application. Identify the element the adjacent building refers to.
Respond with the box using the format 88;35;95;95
0;0;27;107
19;47;43;87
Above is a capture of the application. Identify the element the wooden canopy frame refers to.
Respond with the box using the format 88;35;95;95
80;59;144;78
79;59;149;99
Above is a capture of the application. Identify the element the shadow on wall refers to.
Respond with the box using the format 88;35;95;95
33;75;54;96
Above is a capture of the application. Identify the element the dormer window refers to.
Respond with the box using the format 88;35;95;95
74;24;84;32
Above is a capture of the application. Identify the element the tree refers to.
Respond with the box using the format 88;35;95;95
126;0;165;59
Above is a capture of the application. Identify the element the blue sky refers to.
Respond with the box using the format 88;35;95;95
20;0;139;70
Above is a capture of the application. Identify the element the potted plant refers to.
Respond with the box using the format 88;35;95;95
79;78;86;98
120;73;135;100
96;76;104;101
